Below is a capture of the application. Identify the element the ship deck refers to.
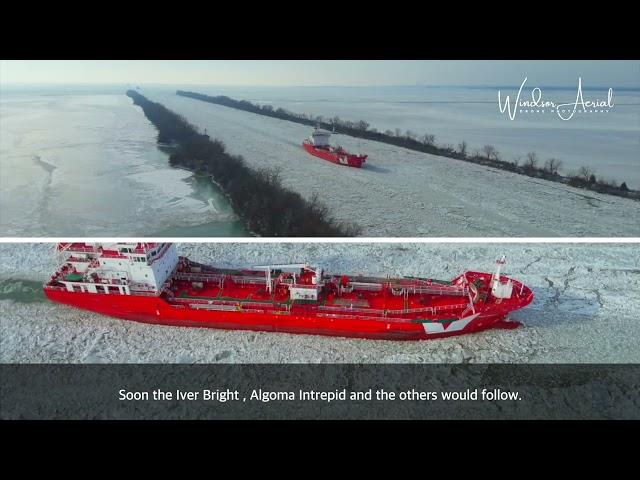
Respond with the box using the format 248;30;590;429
167;277;474;318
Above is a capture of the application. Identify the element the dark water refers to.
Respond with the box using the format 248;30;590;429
0;279;46;303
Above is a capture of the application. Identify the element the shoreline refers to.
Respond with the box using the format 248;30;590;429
176;90;639;202
126;90;361;237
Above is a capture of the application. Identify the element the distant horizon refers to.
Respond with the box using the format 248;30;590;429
1;60;638;88
2;81;639;91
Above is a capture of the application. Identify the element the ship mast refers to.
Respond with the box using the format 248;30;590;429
491;255;513;299
252;263;323;297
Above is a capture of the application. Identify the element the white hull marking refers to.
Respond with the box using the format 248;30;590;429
423;313;479;335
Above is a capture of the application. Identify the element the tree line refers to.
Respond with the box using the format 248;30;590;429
127;90;361;236
176;90;638;202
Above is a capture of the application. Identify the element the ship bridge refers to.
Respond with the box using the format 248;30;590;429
308;128;331;147
51;242;179;296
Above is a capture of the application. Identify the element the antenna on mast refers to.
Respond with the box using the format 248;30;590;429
491;255;513;299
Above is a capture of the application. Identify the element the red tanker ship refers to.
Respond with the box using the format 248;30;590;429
44;243;534;341
303;128;367;168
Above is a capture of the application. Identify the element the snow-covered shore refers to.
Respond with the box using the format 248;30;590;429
141;91;640;237
1;243;638;363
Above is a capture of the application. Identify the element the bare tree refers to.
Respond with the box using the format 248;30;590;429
422;133;436;145
384;129;394;136
405;130;417;140
524;152;538;170
394;128;402;137
578;165;595;182
457;141;468;157
544;158;562;175
481;144;499;160
355;120;370;131
599;177;618;188
512;156;521;167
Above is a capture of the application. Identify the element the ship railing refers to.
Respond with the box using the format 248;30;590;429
189;303;270;314
170;297;222;305
318;305;426;316
318;305;383;315
190;303;239;312
174;272;226;283
99;252;128;259
62;245;98;253
385;307;435;315
229;275;268;285
433;303;468;312
169;297;290;310
93;277;127;286
349;282;383;291
45;283;158;297
129;284;157;292
315;313;414;323
316;306;466;323
390;285;469;296
129;285;159;294
67;256;91;263
317;303;466;316
241;301;289;310
43;285;67;292
333;304;465;316
128;291;159;297
175;272;267;285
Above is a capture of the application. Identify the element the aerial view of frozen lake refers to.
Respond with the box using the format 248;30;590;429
1;83;638;237
142;88;640;236
165;84;640;188
0;85;245;236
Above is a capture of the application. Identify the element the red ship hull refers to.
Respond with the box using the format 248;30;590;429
303;141;367;168
44;274;533;341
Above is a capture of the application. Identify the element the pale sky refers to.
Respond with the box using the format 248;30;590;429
0;60;638;87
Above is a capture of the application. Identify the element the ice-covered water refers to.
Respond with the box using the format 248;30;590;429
0;85;246;236
1;243;638;363
157;84;640;188
142;90;640;237
2;84;637;236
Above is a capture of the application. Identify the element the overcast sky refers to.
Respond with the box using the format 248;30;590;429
1;60;638;87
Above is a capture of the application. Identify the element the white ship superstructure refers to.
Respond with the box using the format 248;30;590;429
53;242;179;296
